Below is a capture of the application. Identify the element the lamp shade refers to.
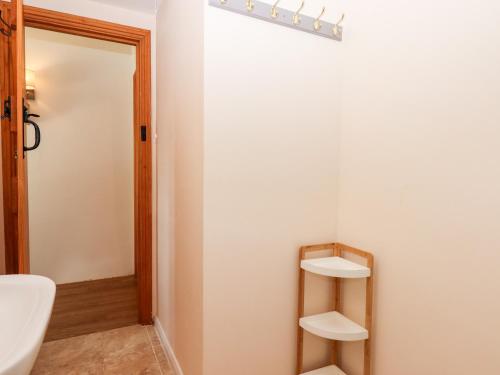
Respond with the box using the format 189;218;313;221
26;69;36;90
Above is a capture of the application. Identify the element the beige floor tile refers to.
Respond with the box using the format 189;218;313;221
32;332;104;374
32;325;172;375
32;364;104;375
100;325;150;354
153;347;168;363
146;326;175;375
158;359;175;375
146;326;161;346
102;352;161;374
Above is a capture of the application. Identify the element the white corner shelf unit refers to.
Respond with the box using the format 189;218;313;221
299;311;369;341
303;365;347;375
301;365;347;375
301;257;371;278
297;243;374;375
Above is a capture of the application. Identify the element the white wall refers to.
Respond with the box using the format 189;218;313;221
156;1;204;375
156;1;342;374
337;0;500;374
159;1;500;374
26;27;136;284
25;0;156;30
203;1;341;374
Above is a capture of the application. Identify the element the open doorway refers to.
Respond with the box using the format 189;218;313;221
25;27;137;340
0;4;152;339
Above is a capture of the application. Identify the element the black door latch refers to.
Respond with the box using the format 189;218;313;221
23;105;42;152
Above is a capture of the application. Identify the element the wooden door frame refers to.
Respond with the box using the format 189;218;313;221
0;2;18;274
0;0;29;275
3;5;153;324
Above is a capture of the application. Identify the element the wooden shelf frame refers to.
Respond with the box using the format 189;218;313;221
297;243;374;375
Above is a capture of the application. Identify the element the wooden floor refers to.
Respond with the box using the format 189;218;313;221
45;275;139;342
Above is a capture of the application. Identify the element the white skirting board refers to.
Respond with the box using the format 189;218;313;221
153;317;184;375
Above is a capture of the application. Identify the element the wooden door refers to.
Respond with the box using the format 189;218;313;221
0;0;29;273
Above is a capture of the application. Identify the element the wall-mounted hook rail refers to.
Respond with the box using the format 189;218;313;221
209;0;343;42
0;10;14;37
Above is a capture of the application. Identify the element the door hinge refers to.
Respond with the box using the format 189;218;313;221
141;125;147;142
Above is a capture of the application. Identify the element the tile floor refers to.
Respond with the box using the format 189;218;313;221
31;325;174;375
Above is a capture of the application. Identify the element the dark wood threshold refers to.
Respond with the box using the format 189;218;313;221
45;275;138;342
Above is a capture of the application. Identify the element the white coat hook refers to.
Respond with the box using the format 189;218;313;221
313;6;326;31
271;0;281;19
293;0;305;25
332;13;345;37
246;0;254;11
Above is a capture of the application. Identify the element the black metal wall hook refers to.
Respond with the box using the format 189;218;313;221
0;10;14;37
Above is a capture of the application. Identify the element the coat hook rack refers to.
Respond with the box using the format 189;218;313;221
0;10;14;37
209;0;343;42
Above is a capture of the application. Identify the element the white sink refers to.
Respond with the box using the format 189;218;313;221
0;275;56;375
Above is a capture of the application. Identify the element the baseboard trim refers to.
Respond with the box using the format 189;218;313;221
153;317;184;375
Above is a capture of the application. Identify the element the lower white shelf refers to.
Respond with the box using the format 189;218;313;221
301;365;346;375
300;311;368;341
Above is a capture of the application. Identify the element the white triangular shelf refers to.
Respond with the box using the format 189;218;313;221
300;311;368;341
301;256;370;278
301;365;347;375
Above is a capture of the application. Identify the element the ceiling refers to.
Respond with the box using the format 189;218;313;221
89;0;158;14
